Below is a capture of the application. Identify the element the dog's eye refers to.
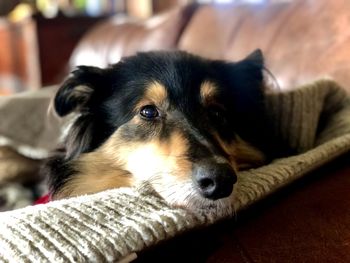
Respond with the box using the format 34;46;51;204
140;105;159;119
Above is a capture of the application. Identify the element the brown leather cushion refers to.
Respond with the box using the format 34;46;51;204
212;155;350;263
179;0;350;92
69;5;196;69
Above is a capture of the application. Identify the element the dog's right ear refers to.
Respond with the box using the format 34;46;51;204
54;66;106;116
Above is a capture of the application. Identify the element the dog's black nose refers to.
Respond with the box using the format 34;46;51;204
194;163;237;200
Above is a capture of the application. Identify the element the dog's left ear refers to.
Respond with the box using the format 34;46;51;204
220;49;266;111
220;49;273;153
242;49;264;68
231;48;265;87
54;66;107;117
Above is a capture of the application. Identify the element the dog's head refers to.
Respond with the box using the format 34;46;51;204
50;50;271;212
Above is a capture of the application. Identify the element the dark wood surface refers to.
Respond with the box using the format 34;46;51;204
34;14;105;86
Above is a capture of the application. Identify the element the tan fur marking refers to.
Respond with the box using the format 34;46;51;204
134;81;168;113
53;151;133;199
116;131;191;183
214;133;266;170
158;131;189;158
140;81;167;106
200;81;217;104
97;130;191;184
54;168;132;199
146;82;167;102
55;128;192;199
156;131;191;180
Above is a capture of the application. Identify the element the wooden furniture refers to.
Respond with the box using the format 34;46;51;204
34;14;105;86
0;15;105;95
0;18;40;94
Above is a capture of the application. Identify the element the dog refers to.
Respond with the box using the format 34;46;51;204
46;49;286;213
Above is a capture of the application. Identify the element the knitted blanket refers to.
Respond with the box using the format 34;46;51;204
0;79;350;262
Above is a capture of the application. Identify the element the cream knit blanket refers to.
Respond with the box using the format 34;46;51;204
0;79;349;262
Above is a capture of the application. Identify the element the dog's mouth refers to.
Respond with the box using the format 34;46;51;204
154;180;236;217
144;168;237;217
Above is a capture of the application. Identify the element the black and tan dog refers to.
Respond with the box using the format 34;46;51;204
46;50;285;212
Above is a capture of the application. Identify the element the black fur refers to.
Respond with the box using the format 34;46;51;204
46;50;288;196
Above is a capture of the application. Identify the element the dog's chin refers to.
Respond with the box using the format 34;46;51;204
148;181;236;219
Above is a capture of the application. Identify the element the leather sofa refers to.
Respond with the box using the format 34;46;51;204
1;0;349;261
67;1;350;262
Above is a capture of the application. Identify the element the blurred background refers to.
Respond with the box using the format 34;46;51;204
0;0;278;95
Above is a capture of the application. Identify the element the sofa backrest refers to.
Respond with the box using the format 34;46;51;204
70;0;350;92
69;4;196;69
179;0;350;91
